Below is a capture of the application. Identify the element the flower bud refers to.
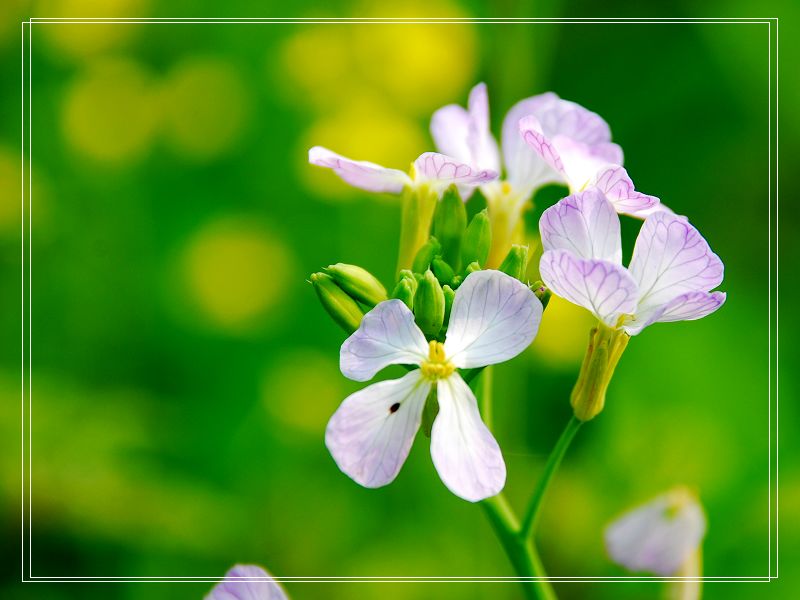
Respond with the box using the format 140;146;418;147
498;245;529;282
464;261;481;275
442;284;455;325
570;323;629;421
391;271;418;310
431;257;456;287
324;263;388;307
310;272;364;334
413;270;445;337
412;236;442;274
531;280;551;310
433;185;467;270
461;209;491;268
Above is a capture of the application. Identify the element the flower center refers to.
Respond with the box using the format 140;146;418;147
420;340;455;381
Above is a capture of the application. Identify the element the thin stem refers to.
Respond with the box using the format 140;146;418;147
519;416;583;541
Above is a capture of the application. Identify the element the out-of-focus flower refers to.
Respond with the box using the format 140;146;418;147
326;270;542;502
605;487;707;576
206;564;288;600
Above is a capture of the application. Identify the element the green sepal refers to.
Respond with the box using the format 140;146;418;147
421;387;440;438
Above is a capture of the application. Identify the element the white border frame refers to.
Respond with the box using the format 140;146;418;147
19;16;780;586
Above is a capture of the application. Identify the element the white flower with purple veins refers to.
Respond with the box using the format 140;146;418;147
605;488;707;576
326;270;542;502
206;565;288;600
538;189;725;334
308;146;497;196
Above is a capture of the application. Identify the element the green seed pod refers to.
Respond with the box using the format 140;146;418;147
442;284;455;325
431;256;456;286
412;236;442;274
391;276;417;310
461;209;491;268
413;270;445;337
310;272;364;334
324;263;388;307
531;280;552;310
498;245;530;282
433;185;467;271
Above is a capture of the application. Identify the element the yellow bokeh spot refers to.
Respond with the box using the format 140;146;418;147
261;349;344;436
62;58;159;164
181;217;295;333
532;296;596;368
0;147;19;232
161;57;250;161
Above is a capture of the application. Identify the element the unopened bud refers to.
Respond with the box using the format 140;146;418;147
498;245;530;282
465;261;481;275
412;236;442;274
413;270;445;337
461;209;491;268
325;263;388;307
433;185;467;270
531;280;551;310
432;257;456;286
442;284;455;325
391;271;418;310
310;272;364;334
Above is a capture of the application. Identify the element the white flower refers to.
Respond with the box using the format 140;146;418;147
605;488;707;576
326;270;542;502
206;565;288;600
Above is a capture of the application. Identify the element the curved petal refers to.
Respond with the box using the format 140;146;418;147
443;270;542;369
591;165;659;216
551;135;623;192
206;565;288;600
430;104;471;163
466;83;501;173
622;291;726;336
539;188;622;263
430;374;505;502
308;146;411;194
326;370;430;489
340;300;428;382
628;212;725;313
539;250;639;326
413;152;497;195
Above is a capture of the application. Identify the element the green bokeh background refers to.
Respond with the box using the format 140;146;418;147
0;1;796;599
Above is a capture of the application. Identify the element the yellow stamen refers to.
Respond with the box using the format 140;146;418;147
420;340;455;381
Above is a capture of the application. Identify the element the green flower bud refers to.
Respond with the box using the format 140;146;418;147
412;236;442;274
531;280;552;310
391;274;417;310
461;209;491;268
433;185;467;270
570;323;629;421
498;245;530;282
442;284;455;325
413;270;445;337
310;272;364;334
465;261;481;275
324;263;388;307
431;257;456;286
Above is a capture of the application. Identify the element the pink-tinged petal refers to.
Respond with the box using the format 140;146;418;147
326;370;429;489
591;165;660;216
206;565;288;600
551;135;623;192
539;250;639;326
628;212;724;314
634;201;680;219
466;82;501;173
533;96;615;146
430;104;471;164
308;146;411;194
622;291;726;336
430;373;505;502
443;270;542;369
340;300;428;382
413;152;497;194
519;114;564;174
539;188;622;263
605;488;706;576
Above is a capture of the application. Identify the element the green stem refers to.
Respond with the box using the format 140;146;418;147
519;416;583;541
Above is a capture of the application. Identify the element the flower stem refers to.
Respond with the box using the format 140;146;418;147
519;416;583;541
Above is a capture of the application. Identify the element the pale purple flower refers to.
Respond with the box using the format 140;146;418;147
308;146;497;197
605;488;706;576
326;270;542;502
206;565;288;600
538;190;725;334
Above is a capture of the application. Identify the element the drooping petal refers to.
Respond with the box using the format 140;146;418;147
413;152;497;195
443;270;542;369
590;165;659;216
605;488;707;576
628;212;725;315
539;189;622;263
206;565;288;600
340;300;428;382
539;250;639;326
308;146;411;194
622;291;727;336
466;82;502;173
326;370;430;489
430;104;471;164
430;373;505;502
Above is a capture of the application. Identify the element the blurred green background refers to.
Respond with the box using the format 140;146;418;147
1;1;797;599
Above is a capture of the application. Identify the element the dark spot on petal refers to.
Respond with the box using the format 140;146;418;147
389;402;400;414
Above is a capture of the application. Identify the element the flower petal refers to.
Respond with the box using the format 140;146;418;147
539;250;638;326
309;146;411;194
628;212;724;315
206;565;288;600
325;370;429;489
551;135;623;192
413;152;497;195
340;300;428;382
622;291;727;336
605;489;706;576
466;82;502;173
539;188;622;263
430;104;471;163
591;165;659;216
430;373;505;502
443;270;542;369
